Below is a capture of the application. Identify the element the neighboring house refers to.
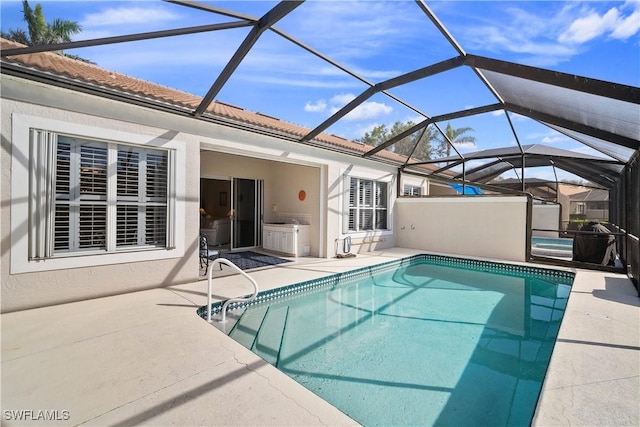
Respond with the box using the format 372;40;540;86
0;38;437;312
569;189;610;222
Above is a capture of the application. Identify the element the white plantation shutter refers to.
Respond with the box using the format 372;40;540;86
29;129;56;259
116;147;168;248
346;177;357;233
29;129;173;259
53;137;108;253
375;182;387;229
346;177;388;232
145;151;168;246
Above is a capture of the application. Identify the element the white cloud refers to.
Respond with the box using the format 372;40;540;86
304;100;327;113
559;4;640;44
82;6;179;27
305;92;392;123
611;9;640;39
459;2;639;66
330;93;356;107
454;141;478;151
340;101;393;122
285;0;423;60
541;135;569;144
462;5;579;65
559;8;620;44
324;93;391;121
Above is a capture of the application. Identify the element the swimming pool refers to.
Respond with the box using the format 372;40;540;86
199;254;574;426
531;236;573;259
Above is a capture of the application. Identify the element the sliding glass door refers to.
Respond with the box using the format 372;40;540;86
232;178;263;250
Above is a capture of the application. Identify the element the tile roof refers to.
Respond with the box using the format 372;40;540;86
1;38;431;169
570;189;609;202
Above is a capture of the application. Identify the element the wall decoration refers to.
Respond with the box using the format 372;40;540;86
298;190;306;201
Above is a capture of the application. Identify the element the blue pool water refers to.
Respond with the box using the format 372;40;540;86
531;237;573;248
531;237;574;259
200;255;574;426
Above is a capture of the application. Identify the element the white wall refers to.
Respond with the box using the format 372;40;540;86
2;99;199;312
395;197;529;262
328;166;397;255
532;204;561;238
1;75;399;310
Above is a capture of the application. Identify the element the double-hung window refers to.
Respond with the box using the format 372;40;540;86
346;177;388;231
30;130;173;260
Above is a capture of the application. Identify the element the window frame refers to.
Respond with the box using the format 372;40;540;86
344;175;390;233
403;183;423;196
11;114;185;274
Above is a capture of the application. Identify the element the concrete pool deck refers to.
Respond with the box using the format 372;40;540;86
1;248;638;426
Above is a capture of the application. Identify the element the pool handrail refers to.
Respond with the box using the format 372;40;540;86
207;257;259;324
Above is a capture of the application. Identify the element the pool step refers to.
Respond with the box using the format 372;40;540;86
251;306;289;366
228;304;290;366
228;305;269;349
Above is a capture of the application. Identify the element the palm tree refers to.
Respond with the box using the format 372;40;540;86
1;1;91;62
437;123;476;157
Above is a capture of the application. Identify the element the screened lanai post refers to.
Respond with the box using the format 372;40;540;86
505;110;525;154
462;162;466;194
193;1;303;117
551;160;559;203
522;154;526;192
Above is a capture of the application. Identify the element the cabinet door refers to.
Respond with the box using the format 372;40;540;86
267;230;279;252
284;230;295;254
263;230;273;251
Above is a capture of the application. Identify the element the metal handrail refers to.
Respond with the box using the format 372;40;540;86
207;257;259;324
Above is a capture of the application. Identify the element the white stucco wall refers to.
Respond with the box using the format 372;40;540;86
1;74;398;311
395;197;529;262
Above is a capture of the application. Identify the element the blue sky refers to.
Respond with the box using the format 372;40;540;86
2;0;639;182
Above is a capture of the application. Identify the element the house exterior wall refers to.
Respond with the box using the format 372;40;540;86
395;197;528;262
1;74;398;311
428;182;458;196
2;95;197;313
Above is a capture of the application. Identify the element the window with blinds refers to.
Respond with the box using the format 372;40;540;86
347;177;388;232
403;184;422;196
29;130;172;259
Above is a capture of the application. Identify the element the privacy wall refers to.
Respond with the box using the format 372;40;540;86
395;197;529;262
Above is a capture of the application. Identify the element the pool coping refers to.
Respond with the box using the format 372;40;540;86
197;252;575;320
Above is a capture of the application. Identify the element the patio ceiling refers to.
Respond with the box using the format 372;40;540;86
1;0;638;189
